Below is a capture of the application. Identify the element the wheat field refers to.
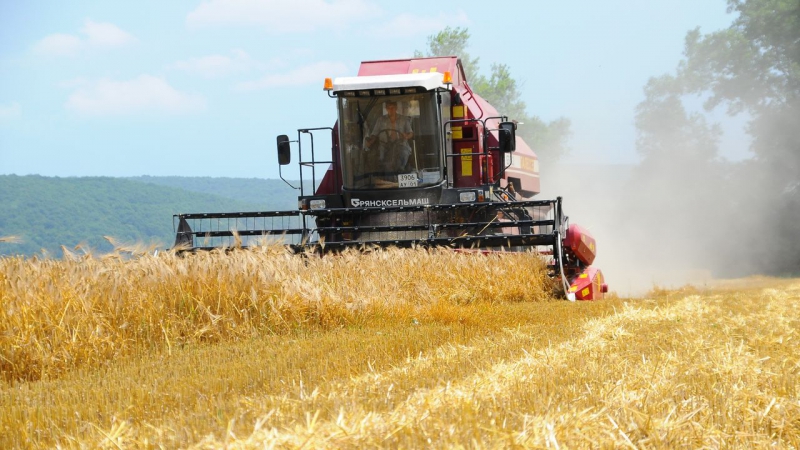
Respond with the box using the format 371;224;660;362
1;244;799;448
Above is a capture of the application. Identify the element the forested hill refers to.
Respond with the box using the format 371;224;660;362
126;176;307;211
0;175;300;257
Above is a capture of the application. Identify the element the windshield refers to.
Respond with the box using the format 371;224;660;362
339;92;443;190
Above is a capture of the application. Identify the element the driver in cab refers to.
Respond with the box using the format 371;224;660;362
365;100;413;172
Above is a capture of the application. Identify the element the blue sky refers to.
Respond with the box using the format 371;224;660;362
0;0;742;179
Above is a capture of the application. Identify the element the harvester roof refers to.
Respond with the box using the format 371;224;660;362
331;72;447;93
357;56;464;85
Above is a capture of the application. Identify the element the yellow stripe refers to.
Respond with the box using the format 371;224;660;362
461;148;472;176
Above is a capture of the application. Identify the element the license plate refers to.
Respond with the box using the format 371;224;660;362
398;173;418;187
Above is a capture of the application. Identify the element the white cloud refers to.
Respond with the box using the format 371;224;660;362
235;61;349;91
65;75;206;116
371;10;470;37
171;49;269;78
81;19;137;48
0;102;22;120
33;33;83;57
186;0;381;32
33;19;136;56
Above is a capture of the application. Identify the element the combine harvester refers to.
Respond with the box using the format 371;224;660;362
173;56;607;300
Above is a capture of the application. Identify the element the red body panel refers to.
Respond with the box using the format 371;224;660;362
452;122;483;187
452;83;540;196
568;266;606;301
564;224;596;266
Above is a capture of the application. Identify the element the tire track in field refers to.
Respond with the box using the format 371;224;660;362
351;289;799;448
361;298;702;444
195;297;701;448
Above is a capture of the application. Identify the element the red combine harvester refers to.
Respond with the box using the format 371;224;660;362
173;56;608;300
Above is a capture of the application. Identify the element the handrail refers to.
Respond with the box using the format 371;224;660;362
297;127;334;197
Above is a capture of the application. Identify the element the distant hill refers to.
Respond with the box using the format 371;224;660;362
126;176;307;211
0;167;632;257
0;175;299;257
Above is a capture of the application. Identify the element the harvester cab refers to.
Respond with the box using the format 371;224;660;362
173;56;608;300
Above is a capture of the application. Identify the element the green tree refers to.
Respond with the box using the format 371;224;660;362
635;0;800;274
678;0;800;186
470;63;527;119
635;75;722;165
416;27;572;165
414;26;480;82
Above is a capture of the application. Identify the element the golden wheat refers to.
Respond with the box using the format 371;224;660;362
180;281;800;449
0;245;552;383
3;245;798;448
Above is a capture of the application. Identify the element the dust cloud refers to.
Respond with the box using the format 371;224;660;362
538;158;761;297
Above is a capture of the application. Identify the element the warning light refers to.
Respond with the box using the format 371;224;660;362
443;71;452;84
323;77;333;91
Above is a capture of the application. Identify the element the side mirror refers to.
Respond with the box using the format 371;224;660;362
498;121;517;153
277;135;291;165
